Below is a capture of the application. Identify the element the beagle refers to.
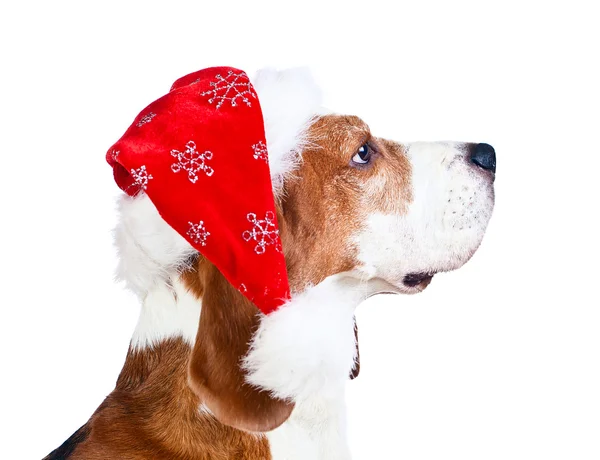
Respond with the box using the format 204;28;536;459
45;68;495;459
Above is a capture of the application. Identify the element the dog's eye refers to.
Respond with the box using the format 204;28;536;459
352;144;371;165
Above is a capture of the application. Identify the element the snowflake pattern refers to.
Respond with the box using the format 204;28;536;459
187;220;210;246
252;141;268;162
136;112;156;127
171;141;214;183
201;71;257;109
242;211;281;254
110;149;120;161
130;165;153;191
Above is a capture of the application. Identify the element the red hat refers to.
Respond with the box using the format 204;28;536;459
106;67;291;314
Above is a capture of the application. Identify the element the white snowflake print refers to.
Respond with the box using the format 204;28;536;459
171;141;214;183
252;141;268;162
136;112;156;127
111;149;120;161
201;71;257;109
239;283;248;293
130;165;153;191
242;211;281;254
187;220;210;247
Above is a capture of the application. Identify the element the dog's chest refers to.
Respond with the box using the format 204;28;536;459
266;396;351;460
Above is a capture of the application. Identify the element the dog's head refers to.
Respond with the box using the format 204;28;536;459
279;114;495;294
116;68;495;433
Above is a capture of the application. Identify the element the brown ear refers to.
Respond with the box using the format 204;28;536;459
185;258;294;432
349;318;360;379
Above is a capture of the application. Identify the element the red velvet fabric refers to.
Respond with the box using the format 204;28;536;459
106;67;290;314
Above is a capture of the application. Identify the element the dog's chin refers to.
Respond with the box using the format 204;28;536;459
402;272;435;291
392;241;485;293
363;272;436;297
354;246;480;297
376;255;474;295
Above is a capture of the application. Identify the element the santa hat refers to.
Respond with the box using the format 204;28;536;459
107;67;318;314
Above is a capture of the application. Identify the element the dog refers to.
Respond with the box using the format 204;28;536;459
45;67;496;459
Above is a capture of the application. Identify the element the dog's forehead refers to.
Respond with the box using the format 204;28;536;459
308;115;371;154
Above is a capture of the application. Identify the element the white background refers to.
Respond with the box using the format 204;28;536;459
1;1;598;459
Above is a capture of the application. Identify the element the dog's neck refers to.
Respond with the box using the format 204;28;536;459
131;278;200;349
121;272;378;459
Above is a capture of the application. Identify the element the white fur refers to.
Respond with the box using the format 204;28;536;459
355;142;495;290
267;393;351;460
252;67;324;196
131;277;201;349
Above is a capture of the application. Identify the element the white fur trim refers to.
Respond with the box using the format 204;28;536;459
252;67;324;196
246;273;377;459
114;193;196;298
243;274;365;401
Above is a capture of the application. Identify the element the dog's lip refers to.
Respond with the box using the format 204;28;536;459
403;272;434;288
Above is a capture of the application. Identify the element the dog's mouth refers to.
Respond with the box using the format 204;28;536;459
403;272;434;288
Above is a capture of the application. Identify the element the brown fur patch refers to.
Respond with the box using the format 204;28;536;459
62;337;272;459
186;258;294;433
278;115;368;290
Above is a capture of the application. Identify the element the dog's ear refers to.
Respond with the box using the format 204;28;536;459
349;318;360;379
185;258;294;432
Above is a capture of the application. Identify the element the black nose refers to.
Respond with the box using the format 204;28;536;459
470;143;496;173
